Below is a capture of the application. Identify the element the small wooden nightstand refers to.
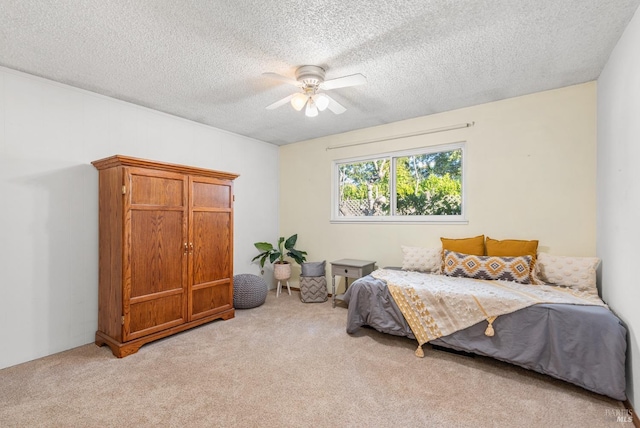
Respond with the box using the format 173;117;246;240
331;259;376;308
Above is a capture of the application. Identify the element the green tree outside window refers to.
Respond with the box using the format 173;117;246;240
336;146;463;219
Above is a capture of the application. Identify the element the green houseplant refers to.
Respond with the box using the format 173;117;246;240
252;234;307;277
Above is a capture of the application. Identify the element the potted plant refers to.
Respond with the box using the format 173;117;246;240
252;234;307;280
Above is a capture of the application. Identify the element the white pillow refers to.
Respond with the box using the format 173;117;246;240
533;253;600;294
401;246;442;274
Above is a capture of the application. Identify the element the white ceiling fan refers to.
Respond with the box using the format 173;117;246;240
264;65;366;117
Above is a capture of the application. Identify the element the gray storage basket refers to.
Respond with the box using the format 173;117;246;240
299;276;328;303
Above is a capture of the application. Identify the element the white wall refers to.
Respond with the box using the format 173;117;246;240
597;7;640;408
0;66;279;369
280;83;597;287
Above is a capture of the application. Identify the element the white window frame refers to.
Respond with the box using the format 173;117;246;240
331;141;467;224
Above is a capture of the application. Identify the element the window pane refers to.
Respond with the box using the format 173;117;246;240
395;149;462;216
338;159;390;216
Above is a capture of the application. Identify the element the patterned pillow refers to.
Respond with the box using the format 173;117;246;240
533;253;600;293
443;250;532;284
401;246;442;273
486;237;538;283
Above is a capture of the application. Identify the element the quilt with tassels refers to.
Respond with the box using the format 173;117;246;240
370;269;606;357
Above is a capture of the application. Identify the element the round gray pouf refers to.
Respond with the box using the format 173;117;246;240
233;274;268;309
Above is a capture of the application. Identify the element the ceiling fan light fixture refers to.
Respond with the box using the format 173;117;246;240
265;65;365;116
305;99;319;117
313;93;330;111
291;93;308;111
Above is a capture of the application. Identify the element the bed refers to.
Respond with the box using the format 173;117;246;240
343;270;628;401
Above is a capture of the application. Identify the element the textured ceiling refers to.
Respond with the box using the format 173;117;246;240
1;1;639;145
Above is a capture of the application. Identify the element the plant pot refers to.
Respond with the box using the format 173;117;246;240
274;262;292;281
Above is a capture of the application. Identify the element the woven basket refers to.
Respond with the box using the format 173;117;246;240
273;263;291;280
300;276;328;303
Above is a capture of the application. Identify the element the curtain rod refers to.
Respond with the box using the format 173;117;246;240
325;121;475;151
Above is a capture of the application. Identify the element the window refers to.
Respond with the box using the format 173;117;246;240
332;142;466;223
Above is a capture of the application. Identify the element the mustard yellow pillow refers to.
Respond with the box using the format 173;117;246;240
486;237;538;259
440;235;485;256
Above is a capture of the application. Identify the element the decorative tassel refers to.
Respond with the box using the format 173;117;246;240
484;316;497;337
415;344;424;358
485;323;495;337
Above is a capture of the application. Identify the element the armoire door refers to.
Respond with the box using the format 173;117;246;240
188;176;234;320
123;167;189;341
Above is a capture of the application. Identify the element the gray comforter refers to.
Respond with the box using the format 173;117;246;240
343;274;628;401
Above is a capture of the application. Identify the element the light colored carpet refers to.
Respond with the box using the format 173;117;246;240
0;292;628;427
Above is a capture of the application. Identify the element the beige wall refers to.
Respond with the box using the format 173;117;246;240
279;82;596;289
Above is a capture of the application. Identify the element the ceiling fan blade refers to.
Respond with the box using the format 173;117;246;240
323;94;347;115
263;72;302;87
319;73;367;91
266;93;296;110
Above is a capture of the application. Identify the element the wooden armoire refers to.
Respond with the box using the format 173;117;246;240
92;155;238;357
